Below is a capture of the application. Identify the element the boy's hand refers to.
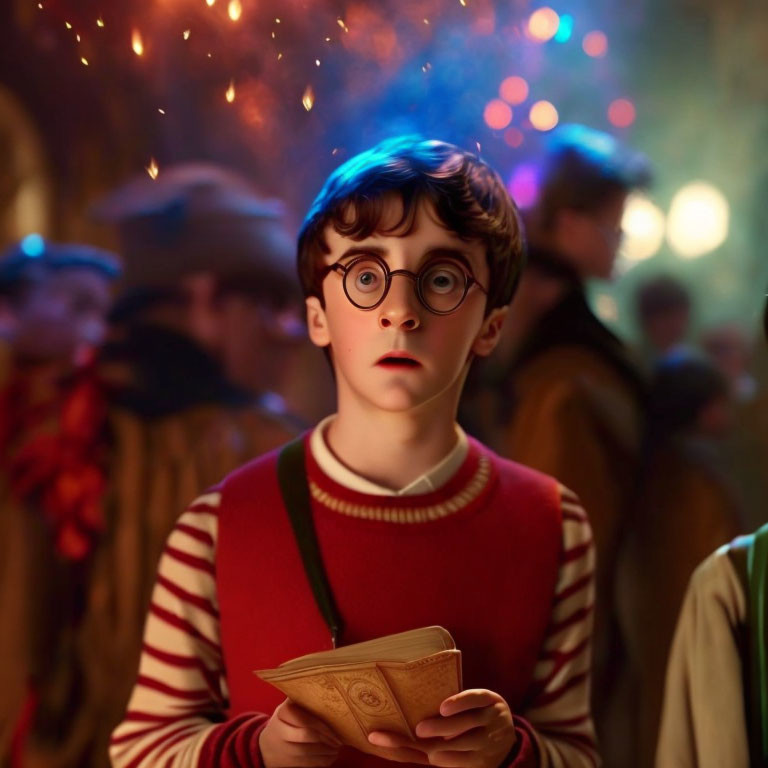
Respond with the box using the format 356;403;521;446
368;689;517;768
259;699;342;767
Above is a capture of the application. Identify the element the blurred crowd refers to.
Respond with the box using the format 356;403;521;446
1;128;766;768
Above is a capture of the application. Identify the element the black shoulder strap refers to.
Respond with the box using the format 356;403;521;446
276;438;343;648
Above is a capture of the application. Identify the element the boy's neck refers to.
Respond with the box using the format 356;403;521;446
324;403;460;492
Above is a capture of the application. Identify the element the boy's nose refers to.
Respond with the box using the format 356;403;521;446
377;275;421;331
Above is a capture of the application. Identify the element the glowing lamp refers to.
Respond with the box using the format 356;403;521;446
483;99;513;130
667;182;729;258
499;76;528;105
583;31;608;58
527;7;560;42
620;194;665;262
529;100;558;131
608;98;636;128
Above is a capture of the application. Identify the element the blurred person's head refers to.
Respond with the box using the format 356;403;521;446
525;124;652;281
635;275;692;356
647;354;732;444
93;163;302;393
0;236;120;364
700;323;754;391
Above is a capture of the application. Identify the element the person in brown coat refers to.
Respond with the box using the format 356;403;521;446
0;165;299;768
490;124;651;766
616;354;742;768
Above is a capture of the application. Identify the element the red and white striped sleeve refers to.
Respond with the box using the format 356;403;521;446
109;491;269;768
515;486;599;768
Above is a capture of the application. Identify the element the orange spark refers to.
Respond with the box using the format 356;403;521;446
337;18;349;33
132;29;144;56
65;21;72;29
80;56;89;65
96;17;104;27
226;80;236;103
183;29;191;40
302;85;315;111
146;158;159;180
228;0;242;21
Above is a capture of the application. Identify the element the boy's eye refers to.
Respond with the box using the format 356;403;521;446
422;263;463;295
351;263;384;294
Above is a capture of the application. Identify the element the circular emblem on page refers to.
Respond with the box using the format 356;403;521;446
348;679;390;715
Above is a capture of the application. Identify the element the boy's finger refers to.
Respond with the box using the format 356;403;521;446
415;708;494;739
278;702;341;745
366;733;431;765
439;689;499;716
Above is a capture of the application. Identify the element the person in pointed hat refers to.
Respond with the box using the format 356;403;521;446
0;164;300;768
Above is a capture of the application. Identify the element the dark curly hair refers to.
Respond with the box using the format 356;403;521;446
297;136;525;314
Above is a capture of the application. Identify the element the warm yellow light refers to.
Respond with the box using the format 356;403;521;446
96;17;105;27
226;80;236;103
620;194;665;262
529;100;558;131
80;56;89;66
337;18;349;32
183;29;191;40
667;181;730;258
206;0;216;6
302;85;315;111
527;7;560;42
132;29;144;56
228;0;242;21
146;158;159;180
65;21;72;29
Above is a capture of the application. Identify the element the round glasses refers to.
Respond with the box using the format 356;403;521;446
324;254;488;315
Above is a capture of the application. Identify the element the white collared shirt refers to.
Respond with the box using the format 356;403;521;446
309;414;469;496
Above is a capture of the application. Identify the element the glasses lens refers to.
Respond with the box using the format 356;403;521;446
420;261;468;313
344;257;387;308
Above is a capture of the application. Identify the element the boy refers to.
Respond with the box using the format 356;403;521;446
110;137;598;768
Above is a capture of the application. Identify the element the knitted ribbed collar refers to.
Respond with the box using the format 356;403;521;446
305;432;497;525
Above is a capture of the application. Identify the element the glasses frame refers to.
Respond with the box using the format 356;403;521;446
322;253;489;316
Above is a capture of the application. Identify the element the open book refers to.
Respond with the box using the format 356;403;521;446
256;626;462;757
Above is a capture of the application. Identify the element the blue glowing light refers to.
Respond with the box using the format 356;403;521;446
554;14;574;43
20;233;45;258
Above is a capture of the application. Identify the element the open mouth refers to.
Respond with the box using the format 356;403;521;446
376;354;422;368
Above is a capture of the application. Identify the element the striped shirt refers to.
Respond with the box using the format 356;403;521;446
110;437;597;767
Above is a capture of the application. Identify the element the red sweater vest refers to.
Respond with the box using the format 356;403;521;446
216;434;562;765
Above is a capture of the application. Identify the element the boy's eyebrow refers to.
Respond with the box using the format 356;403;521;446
336;245;475;272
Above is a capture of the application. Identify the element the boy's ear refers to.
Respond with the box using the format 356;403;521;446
471;306;509;358
305;296;331;348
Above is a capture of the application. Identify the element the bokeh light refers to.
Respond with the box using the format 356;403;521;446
608;98;636;127
583;31;608;58
620;194;665;262
483;99;513;130
507;163;539;208
20;233;45;258
595;294;619;323
228;0;242;21
503;127;524;148
527;8;560;43
554;14;574;43
529;100;558;131
499;76;528;105
667;181;730;258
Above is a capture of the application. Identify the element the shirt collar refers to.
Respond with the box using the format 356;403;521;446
309;414;469;496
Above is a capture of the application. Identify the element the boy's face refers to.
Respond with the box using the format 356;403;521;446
9;268;113;364
305;196;507;415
